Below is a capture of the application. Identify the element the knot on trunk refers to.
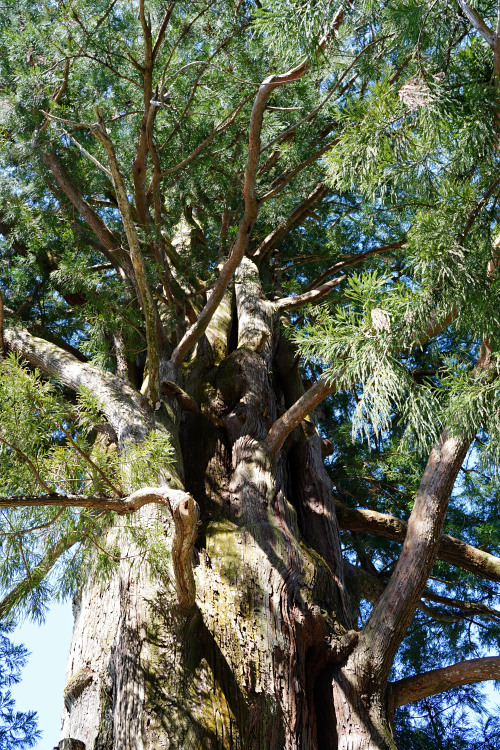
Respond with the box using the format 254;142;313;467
170;491;200;610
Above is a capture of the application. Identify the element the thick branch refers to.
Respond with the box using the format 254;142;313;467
360;431;470;680
0;488;200;614
391;657;500;708
41;151;133;278
4;326;148;449
456;0;496;46
265;376;336;455
344;562;500;623
336;503;500;582
0;487;185;514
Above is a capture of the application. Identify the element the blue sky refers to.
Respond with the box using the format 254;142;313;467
11;601;74;750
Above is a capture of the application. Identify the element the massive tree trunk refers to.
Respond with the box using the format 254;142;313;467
51;257;370;750
5;263;492;749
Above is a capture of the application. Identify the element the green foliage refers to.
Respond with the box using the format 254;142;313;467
0;0;500;742
0;625;40;749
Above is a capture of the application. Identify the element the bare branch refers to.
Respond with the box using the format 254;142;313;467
361;431;470;681
42;151;134;279
391;656;500;708
92;109;161;404
169;25;343;367
3;326;148;449
455;0;496;47
252;182;329;264
265;376;336;455
304;240;406;291
152;2;177;61
258;140;339;203
336;502;500;583
275;274;346;311
0;487;181;513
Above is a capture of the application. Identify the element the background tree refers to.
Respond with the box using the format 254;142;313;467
0;625;40;749
0;0;500;748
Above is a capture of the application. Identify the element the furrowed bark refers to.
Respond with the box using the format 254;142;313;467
336;502;500;582
359;431;470;680
391;656;500;708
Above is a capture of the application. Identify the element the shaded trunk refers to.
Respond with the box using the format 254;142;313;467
58;260;396;749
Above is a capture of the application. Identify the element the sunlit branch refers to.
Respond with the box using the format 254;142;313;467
0;526;84;621
391;656;500;708
275;274;346;311
0;487;181;513
253;182;329;263
336;503;500;583
0;436;52;494
304;240;406;291
455;0;496;46
92;109;161;404
258;140;339;202
265;376;337;455
169;16;344;366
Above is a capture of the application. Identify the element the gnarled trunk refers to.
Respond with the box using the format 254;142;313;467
56;260;399;750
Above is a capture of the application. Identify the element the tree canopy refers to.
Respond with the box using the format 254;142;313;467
0;0;500;747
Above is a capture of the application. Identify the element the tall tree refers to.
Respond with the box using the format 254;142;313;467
0;0;499;748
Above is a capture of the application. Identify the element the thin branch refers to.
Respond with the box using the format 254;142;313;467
92;109;161;404
0;526;84;621
156;90;255;178
0;291;5;357
169;12;345;366
304;240;406;291
58;423;122;495
152;2;177;61
0;437;52;493
252;182;329;263
258;140;339;202
391;656;500;708
275;274;346;311
41;151;134;279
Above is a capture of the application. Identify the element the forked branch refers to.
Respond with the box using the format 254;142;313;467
169;12;345;367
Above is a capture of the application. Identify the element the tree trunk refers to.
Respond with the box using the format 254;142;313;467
57;260;396;749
